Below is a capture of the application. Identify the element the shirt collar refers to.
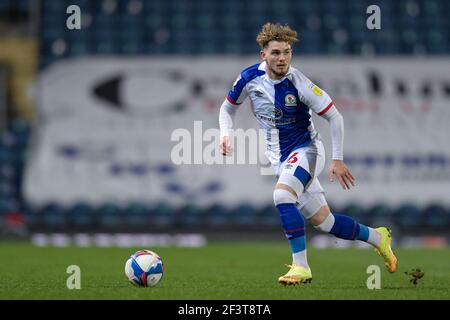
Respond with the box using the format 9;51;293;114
259;61;294;83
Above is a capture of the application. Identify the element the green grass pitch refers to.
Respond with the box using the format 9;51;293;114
0;242;449;299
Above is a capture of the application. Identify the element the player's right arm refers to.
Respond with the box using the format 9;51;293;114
219;74;249;156
219;100;236;156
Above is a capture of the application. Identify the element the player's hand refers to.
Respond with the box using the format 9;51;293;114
328;160;355;190
219;136;233;156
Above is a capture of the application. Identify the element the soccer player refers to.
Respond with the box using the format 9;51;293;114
218;22;397;285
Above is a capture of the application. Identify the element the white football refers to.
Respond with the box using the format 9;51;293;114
125;250;164;287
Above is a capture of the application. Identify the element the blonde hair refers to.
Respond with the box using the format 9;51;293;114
256;22;299;49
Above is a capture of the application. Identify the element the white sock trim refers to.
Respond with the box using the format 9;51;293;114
367;227;381;247
292;250;309;268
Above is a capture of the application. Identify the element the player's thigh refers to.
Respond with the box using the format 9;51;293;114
277;143;324;196
304;140;325;178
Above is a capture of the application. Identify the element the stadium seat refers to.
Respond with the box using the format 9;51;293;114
0;198;14;216
124;202;151;227
0;146;14;164
392;203;422;229
173;203;204;228
366;203;393;227
0;181;15;198
204;204;230;229
67;202;95;228
256;204;279;228
341;203;369;225
95;203;122;228
39;202;67;228
21;202;38;226
231;203;257;228
0;164;16;183
422;203;450;229
150;201;174;229
36;0;450;62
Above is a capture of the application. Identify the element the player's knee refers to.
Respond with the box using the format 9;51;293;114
312;207;335;233
277;173;305;199
273;187;297;207
300;193;328;220
311;209;331;228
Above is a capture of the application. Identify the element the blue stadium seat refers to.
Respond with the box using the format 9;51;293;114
39;202;67;227
0;181;15;198
0;146;14;164
21;202;38;226
150;201;174;228
69;42;90;56
366;203;393;227
173;203;204;227
231;203;257;228
0;164;16;182
392;203;422;229
256;204;279;227
341;203;369;225
36;0;450;61
0;198;14;216
204;204;230;228
124;202;151;227
67;202;95;227
422;204;450;229
96;203;122;228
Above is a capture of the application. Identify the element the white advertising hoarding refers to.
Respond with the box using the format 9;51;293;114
24;57;450;208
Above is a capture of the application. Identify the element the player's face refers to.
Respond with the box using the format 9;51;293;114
260;41;292;79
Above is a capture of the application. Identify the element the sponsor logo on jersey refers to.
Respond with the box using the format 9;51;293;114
285;94;297;106
255;114;296;125
254;90;264;97
311;84;323;96
273;108;283;119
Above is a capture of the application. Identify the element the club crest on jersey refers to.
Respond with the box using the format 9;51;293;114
285;94;297;107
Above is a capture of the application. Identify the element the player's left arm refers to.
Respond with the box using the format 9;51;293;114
321;106;355;190
296;73;355;190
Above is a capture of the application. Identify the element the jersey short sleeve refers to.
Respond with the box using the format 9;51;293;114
226;74;249;106
226;63;265;106
293;70;334;116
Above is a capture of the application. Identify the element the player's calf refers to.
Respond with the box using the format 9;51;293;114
273;186;309;270
310;207;381;246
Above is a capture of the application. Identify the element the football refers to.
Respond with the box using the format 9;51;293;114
125;250;164;287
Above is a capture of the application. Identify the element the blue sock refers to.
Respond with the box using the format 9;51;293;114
276;203;306;253
330;214;360;240
289;236;306;253
356;224;370;241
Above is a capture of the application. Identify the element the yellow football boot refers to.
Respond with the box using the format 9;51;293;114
278;264;312;286
374;227;398;273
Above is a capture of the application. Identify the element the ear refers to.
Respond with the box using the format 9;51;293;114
260;49;266;61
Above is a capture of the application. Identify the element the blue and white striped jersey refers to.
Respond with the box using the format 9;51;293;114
226;61;334;166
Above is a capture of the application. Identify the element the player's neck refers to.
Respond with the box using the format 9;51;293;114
266;66;288;81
